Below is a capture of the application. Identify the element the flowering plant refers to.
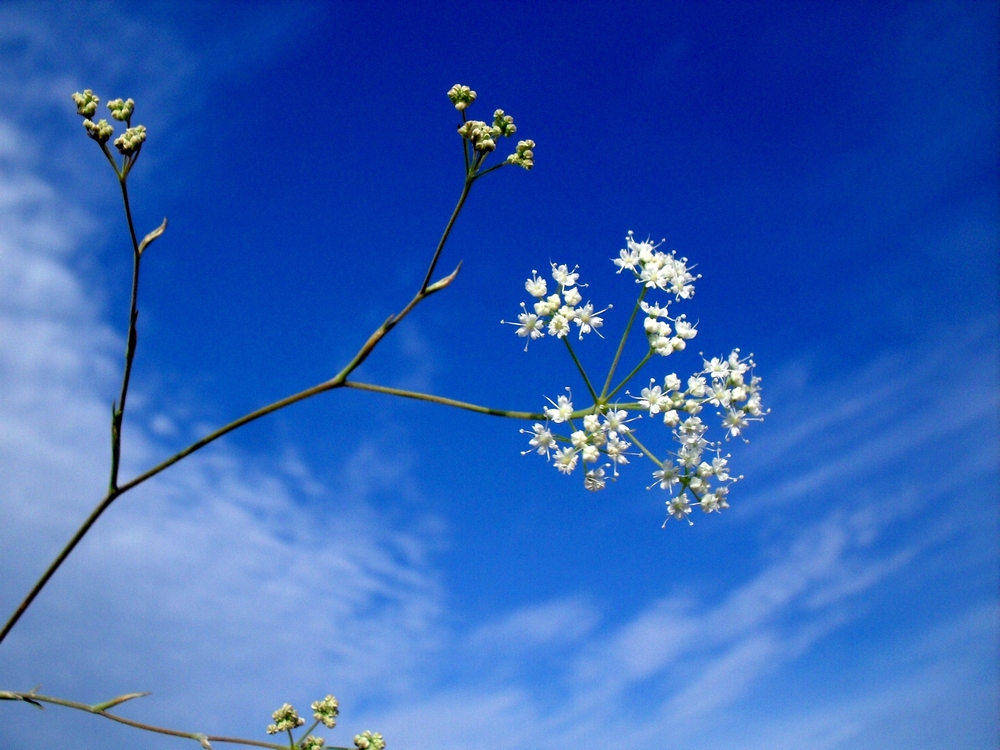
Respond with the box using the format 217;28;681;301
0;83;765;747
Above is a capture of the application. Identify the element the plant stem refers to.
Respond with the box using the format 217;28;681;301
601;287;647;399
109;176;143;492
627;431;662;466
0;175;476;647
607;349;654;401
0;691;352;750
343;381;545;419
421;176;472;294
562;337;599;404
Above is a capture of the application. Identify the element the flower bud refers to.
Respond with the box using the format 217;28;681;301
114;125;147;155
446;84;477;110
107;97;135;121
83;118;114;143
72;90;99;118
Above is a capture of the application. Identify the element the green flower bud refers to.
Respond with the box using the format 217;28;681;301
446;84;477;111
492;109;517;137
506;138;535;170
113;125;147;155
353;731;385;750
83;118;114;144
107;98;135;121
266;703;305;734
311;694;339;728
72;90;99;118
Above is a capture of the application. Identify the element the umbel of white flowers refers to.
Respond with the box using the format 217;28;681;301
505;231;768;525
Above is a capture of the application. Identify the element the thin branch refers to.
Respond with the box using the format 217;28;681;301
0;691;353;750
109;176;143;492
344;381;545;419
0;177;473;647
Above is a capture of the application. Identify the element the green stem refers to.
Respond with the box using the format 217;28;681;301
601;287;647;398
607;349;654;401
472;161;507;180
422;177;472;294
109;176;143;492
627;431;662;467
562;337;599;404
344;381;545;419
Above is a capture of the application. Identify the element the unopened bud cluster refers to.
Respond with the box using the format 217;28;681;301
71;89;147;160
448;84;534;170
311;694;339;728
447;84;477;110
264;695;369;750
354;731;386;750
267;703;306;734
508;231;767;524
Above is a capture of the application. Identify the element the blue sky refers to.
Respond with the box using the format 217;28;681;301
0;1;996;748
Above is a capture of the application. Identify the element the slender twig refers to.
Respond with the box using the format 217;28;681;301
421;177;472;294
109;176;143;492
344;381;545;419
601;286;647;399
0;691;351;750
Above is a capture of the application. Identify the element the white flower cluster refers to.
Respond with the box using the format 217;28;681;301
501;262;611;349
638;349;765;522
615;231;701;356
507;231;767;525
524;394;635;492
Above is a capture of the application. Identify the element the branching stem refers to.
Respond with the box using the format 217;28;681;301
0;691;351;750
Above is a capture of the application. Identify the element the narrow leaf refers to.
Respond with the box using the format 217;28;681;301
91;691;151;711
138;217;168;255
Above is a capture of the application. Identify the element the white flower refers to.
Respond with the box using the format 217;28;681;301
523;424;556;456
663;373;681;391
640;300;670;318
722;408;749;437
605;435;631;467
614;247;640;273
551;263;580;288
563;286;582;306
548;314;571;338
554;447;579;474
525;271;548;298
583;414;602;433
705;357;730;380
662;409;680;427
581;444;600;463
544;393;574;423
699;493;721;513
637;380;672;416
574;302;609;338
687;375;707;397
584;467;607;491
534;293;561;316
666;495;692;521
570;430;589;448
652;464;679;490
675;318;697;339
603;409;632;434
